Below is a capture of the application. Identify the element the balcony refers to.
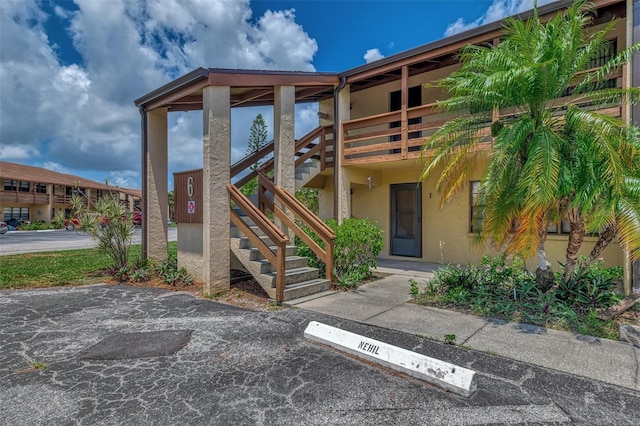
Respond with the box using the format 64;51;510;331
340;77;623;167
0;190;50;205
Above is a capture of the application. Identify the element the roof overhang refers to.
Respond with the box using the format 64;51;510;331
340;0;625;92
134;68;339;112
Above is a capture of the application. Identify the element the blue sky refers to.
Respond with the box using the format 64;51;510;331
0;0;550;189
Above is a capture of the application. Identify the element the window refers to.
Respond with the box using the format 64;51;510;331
3;207;29;221
4;180;17;191
66;186;86;197
3;180;30;192
34;183;47;194
589;39;617;69
470;181;483;232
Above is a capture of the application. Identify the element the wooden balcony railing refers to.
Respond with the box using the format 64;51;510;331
341;73;623;167
0;190;50;205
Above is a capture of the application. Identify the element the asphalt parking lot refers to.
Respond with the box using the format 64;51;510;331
1;284;639;425
0;228;177;256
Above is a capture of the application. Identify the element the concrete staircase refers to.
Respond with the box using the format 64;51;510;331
295;161;322;190
230;214;332;301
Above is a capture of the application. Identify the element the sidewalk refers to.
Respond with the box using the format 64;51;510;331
288;265;640;391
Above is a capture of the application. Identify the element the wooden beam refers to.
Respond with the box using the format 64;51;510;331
231;88;273;107
145;80;209;111
208;71;339;87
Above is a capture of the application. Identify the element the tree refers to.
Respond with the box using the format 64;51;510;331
168;190;175;222
240;114;269;196
420;0;640;287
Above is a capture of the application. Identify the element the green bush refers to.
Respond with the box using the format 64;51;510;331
297;217;383;288
413;255;623;339
18;221;56;231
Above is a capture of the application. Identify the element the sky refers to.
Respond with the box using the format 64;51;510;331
0;0;553;190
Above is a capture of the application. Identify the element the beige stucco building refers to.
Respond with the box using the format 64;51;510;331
0;161;141;224
136;0;640;300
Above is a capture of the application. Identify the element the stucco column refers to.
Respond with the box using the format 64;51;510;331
273;85;295;238
336;85;351;223
623;0;640;294
145;108;169;262
202;86;231;295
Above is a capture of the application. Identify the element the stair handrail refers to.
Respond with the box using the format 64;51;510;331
233;125;334;189
231;140;275;189
257;171;335;283
227;184;288;302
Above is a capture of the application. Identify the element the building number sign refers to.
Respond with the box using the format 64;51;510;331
187;177;194;197
187;176;195;214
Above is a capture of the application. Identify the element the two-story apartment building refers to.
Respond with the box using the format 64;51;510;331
0;161;141;224
135;0;639;300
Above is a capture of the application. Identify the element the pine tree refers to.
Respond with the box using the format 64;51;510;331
241;114;269;196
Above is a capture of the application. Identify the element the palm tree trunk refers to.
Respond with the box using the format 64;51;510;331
584;222;617;266
563;207;586;282
535;227;555;291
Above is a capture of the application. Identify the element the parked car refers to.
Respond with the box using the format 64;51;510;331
0;221;8;234
5;218;21;231
132;210;142;226
63;218;80;231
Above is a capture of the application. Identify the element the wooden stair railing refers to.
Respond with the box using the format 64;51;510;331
257;171;335;284
227;184;288;302
231;124;334;189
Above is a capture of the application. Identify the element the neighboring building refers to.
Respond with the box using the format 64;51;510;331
136;0;639;297
0;161;141;223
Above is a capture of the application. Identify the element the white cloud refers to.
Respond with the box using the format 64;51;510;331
444;0;555;37
33;161;70;174
0;0;320;188
364;48;385;64
107;170;139;189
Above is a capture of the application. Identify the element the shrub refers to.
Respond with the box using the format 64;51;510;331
297;217;383;288
154;256;193;286
413;255;623;339
18;221;56;231
69;190;135;271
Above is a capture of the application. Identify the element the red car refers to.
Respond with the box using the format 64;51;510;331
132;210;142;226
63;218;80;231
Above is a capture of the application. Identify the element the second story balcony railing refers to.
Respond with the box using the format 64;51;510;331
340;71;623;167
0;190;50;205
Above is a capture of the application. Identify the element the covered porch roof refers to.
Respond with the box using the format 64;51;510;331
134;68;340;112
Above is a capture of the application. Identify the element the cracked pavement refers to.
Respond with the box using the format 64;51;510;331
1;284;639;425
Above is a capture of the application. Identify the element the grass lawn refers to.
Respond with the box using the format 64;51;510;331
0;243;177;289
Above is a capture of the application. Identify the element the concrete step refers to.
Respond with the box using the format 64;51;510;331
262;266;319;288
254;255;309;274
242;244;298;261
282;279;332;301
235;234;275;249
230;224;267;238
295;161;322;190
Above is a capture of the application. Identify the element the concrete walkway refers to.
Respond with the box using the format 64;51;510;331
289;263;640;391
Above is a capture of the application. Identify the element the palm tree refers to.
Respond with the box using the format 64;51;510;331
421;0;640;287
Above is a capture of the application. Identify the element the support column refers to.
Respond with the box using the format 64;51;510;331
273;85;296;238
202;86;231;295
632;0;640;293
336;85;351;223
145;108;169;262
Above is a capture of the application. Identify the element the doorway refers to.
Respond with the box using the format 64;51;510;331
390;183;422;257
